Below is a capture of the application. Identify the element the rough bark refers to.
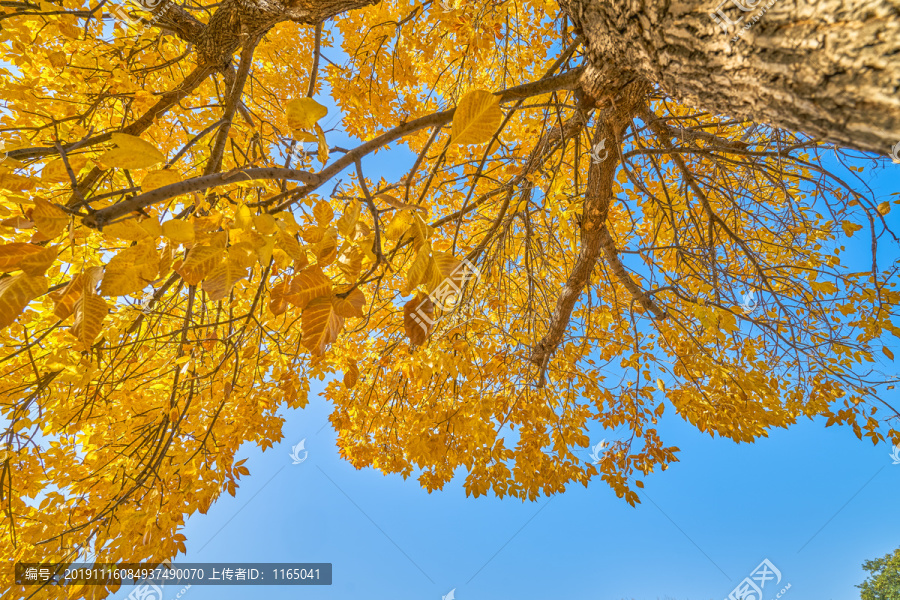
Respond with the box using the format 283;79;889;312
560;0;900;155
530;76;654;384
187;0;378;66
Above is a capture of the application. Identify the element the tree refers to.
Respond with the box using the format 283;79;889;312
858;546;900;600
560;0;900;154
0;0;897;597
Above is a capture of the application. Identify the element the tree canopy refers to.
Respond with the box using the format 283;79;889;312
0;0;898;597
859;546;900;600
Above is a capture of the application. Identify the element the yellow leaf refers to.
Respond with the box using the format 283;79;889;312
230;243;259;270
286;265;332;309
343;359;359;389
256;235;275;267
0;215;33;229
272;248;293;271
18;245;57;276
118;240;159;280
336;200;361;238
403;292;433;346
202;256;248;301
315;123;329;165
162;219;195;244
841;221;863;237
253;214;277;234
384;210;413;240
884;347;894;360
98;133;165;170
235;204;253;230
286;98;328;132
100;261;143;297
313;200;334;226
141;169;181;191
405;245;434;294
0;170;35;192
175;245;224;286
72;292;108;348
719;311;739;333
0;273;47;330
102;218;153;241
877;201;891;216
452;89;502;145
48;50;67;69
337;246;362;282
100;241;159;296
140;217;162;239
58;21;80;38
315;227;338;265
41;157;88;183
408;214;431;250
301;296;344;355
428;250;462;293
158;243;175;278
31;199;69;239
276;230;307;265
334;287;366;319
269;278;291;316
0;243;50;272
50;268;101;320
300;225;324;244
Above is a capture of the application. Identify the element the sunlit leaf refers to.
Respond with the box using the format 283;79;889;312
452;89;502;145
301;295;344;355
98;133;166;170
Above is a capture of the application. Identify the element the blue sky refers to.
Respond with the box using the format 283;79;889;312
116;377;899;600
108;133;900;599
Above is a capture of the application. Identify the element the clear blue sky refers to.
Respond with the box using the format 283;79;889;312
115;378;900;600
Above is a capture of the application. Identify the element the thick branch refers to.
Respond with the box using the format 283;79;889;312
83;168;320;228
75;68;582;226
531;76;653;383
271;68;585;212
204;34;262;175
597;225;667;319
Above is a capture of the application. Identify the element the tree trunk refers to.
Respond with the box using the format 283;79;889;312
560;0;900;155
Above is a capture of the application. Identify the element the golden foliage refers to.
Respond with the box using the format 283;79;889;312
0;0;896;596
